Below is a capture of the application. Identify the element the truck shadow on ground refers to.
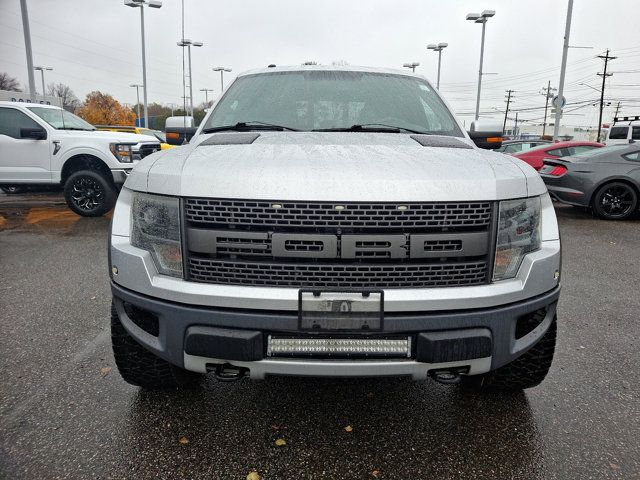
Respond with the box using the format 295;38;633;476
124;377;545;479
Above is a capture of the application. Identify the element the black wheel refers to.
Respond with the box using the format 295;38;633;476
1;186;26;194
592;182;638;220
63;170;117;217
111;302;202;389
461;318;556;392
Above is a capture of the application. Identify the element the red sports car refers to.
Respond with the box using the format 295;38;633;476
511;141;604;170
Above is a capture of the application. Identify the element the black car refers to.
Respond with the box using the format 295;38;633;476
540;143;640;220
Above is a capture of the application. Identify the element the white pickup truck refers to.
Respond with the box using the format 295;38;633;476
0;101;161;216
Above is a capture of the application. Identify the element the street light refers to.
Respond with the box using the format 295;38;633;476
124;0;162;128
130;84;143;125
212;67;232;94
427;43;448;89
34;66;52;98
402;62;420;73
200;88;214;105
466;10;496;120
178;39;203;117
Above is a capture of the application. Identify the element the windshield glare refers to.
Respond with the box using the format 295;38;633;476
28;107;96;131
203;71;462;136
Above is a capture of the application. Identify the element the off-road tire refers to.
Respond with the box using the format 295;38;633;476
64;170;117;217
592;182;638;220
111;303;202;389
461;318;557;392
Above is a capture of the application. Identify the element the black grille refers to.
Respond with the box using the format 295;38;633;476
137;143;161;159
184;198;492;231
188;258;488;289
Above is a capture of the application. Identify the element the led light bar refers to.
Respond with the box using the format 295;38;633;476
267;336;412;358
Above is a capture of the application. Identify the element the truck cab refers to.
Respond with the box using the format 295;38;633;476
0;101;161;216
606;116;640;145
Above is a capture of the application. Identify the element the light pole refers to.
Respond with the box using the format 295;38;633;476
427;43;448;89
553;0;573;140
402;62;420;73
178;39;203;116
20;0;36;100
34;66;52;98
212;67;232;94
200;88;214;106
130;84;143;125
466;10;495;120
125;0;162;128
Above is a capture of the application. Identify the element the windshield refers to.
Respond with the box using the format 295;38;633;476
573;144;629;157
203;70;462;136
141;129;166;143
28;107;96;131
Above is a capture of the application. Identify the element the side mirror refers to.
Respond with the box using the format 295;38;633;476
468;121;503;150
20;127;47;140
165;127;198;145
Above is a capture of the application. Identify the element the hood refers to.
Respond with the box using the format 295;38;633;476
60;129;157;144
127;132;545;201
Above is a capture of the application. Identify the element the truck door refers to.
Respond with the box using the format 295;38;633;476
0;106;52;183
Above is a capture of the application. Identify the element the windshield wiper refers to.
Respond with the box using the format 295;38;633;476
60;127;95;131
313;123;425;134
202;121;299;134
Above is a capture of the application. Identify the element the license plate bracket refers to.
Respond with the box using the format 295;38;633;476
298;289;384;331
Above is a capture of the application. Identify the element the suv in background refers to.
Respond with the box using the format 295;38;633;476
605;116;640;145
109;66;561;393
95;125;173;150
0;102;161;216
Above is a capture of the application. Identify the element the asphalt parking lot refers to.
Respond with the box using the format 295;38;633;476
0;192;638;480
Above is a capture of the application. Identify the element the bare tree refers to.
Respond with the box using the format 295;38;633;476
47;82;79;110
0;72;21;91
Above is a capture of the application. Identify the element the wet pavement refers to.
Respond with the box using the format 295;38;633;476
0;193;639;479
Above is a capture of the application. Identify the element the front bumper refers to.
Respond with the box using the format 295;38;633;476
112;281;560;380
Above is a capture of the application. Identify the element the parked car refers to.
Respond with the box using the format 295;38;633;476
540;143;640;220
496;139;551;154
96;125;173;150
513;141;604;170
605;116;640;145
0;102;161;216
109;65;561;393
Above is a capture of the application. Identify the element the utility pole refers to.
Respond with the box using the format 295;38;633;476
503;89;514;133
514;112;519;138
541;81;557;137
553;0;573;140
597;49;616;142
19;0;36;100
613;101;621;120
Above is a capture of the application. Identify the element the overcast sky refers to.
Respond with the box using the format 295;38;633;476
1;0;639;129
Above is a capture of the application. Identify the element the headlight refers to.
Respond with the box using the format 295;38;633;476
131;192;182;277
493;196;541;281
110;143;136;163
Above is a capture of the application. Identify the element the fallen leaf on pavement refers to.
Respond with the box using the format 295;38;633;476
100;367;112;376
246;471;261;480
371;470;381;478
344;425;353;432
275;438;286;447
179;436;189;445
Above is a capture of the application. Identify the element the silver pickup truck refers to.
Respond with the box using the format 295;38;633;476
108;66;561;392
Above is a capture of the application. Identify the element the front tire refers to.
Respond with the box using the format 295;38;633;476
592;182;638;220
461;318;557;392
111;303;202;389
63;170;117;217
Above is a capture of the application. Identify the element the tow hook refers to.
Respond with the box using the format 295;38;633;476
429;368;467;385
211;363;249;382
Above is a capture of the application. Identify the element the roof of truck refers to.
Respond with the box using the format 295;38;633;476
0;101;62;109
238;65;427;79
